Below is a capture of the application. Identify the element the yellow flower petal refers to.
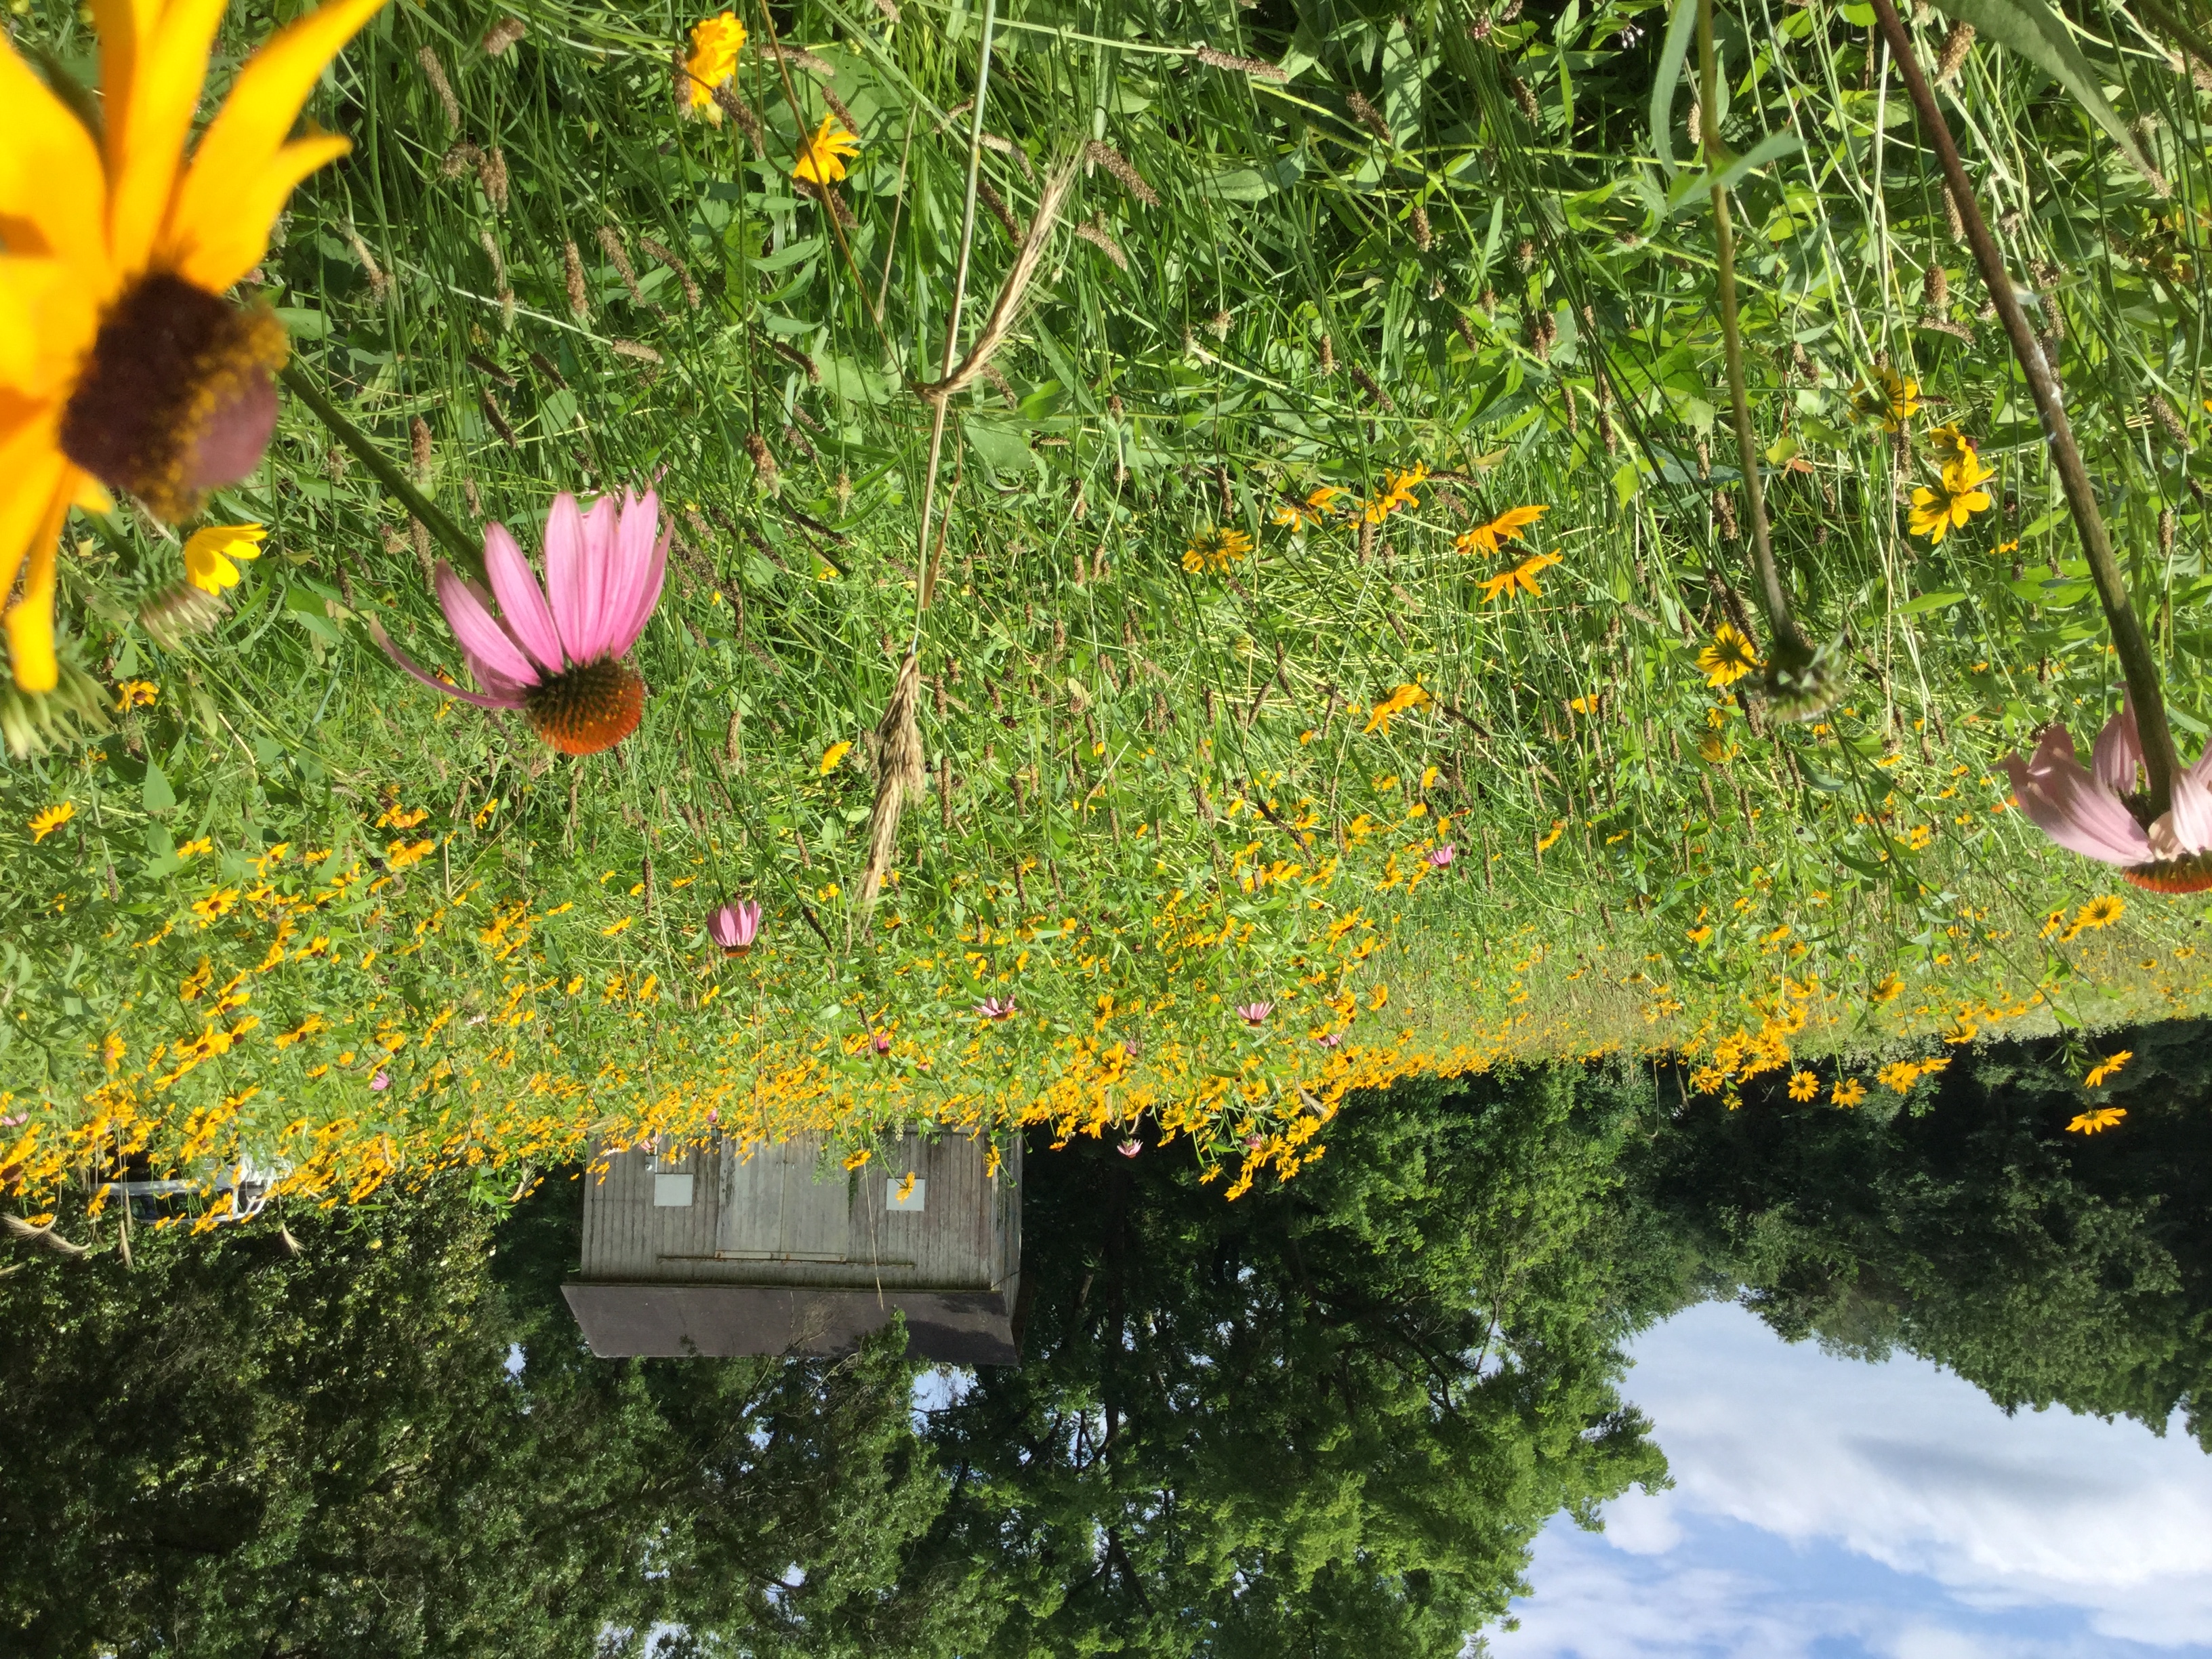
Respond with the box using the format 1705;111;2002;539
167;0;387;289
0;42;110;289
3;491;66;693
182;523;266;593
105;0;229;276
176;131;352;292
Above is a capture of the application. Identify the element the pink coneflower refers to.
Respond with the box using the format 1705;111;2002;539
373;489;668;755
1243;1134;1265;1150
1235;1000;1273;1026
2001;699;2212;892
1427;842;1456;868
1124;1038;1141;1058
1315;1030;1343;1048
709;900;762;954
1117;1139;1143;1158
977;996;1017;1021
369;1071;390;1091
871;1031;892;1054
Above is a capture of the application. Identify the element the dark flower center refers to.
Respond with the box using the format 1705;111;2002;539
58;272;288;522
524;657;644;756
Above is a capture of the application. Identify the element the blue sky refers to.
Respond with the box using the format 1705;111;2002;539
1492;1302;2212;1659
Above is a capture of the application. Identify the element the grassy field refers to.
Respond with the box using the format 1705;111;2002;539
5;0;2211;1222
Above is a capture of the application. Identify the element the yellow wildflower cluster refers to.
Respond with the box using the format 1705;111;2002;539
1454;503;1547;557
682;12;747;118
1908;432;1995;545
1478;550;1560;602
1272;485;1343;533
1182;526;1254;575
1698;622;1759;689
1359;464;1427;525
1363;682;1431;735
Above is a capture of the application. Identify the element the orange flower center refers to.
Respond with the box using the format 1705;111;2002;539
59;274;289;523
524;657;644;755
2123;852;2212;894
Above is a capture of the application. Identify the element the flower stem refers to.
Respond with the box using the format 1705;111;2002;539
1699;0;1805;662
1866;0;2178;819
277;361;483;581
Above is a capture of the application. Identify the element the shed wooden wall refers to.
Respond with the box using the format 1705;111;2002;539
579;1132;1019;1293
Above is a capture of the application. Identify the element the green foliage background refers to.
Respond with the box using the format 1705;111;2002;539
8;1021;2207;1656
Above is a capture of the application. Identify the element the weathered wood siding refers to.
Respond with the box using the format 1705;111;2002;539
579;1132;1018;1293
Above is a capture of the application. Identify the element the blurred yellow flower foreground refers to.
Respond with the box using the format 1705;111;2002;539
0;0;384;692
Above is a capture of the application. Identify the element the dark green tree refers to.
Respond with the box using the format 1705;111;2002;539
905;1064;1673;1658
1633;1016;2212;1448
0;1177;953;1658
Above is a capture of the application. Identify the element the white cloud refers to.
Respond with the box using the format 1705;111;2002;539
1492;1302;2212;1658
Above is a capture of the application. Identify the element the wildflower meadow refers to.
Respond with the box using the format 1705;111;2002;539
5;0;2211;1227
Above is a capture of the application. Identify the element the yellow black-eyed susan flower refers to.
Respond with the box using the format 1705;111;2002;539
0;0;385;692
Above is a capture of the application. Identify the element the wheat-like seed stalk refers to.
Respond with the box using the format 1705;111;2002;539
919;155;1078;403
1193;44;1290;82
1084;140;1159;207
638;237;701;307
1075;214;1128;270
1346;90;1390;142
562;239;588;319
417;45;460;132
976;176;1023;240
344;224;388;300
857;652;926;916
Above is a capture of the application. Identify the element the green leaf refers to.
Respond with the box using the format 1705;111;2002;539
1667;131;1805;216
142;760;176;815
961;419;1040;480
1611;458;1641;508
1926;0;2157;182
1898;590;1967;616
1649;0;1700;178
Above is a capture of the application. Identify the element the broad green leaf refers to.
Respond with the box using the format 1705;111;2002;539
142;760;176;814
1666;131;1805;216
1898;590;1967;616
1648;0;1700;179
1927;0;2156;181
961;419;1040;479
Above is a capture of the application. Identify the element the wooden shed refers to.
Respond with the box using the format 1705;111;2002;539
562;1132;1023;1365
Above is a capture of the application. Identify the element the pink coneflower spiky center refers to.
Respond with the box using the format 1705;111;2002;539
526;656;645;754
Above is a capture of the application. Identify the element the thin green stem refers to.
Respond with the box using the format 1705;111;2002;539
1866;0;2179;819
1699;0;1804;659
278;361;480;579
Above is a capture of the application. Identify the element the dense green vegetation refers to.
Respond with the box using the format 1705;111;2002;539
7;1019;2205;1656
7;0;2212;1221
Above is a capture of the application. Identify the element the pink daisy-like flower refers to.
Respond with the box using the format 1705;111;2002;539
709;900;762;954
372;489;668;755
1235;1000;1273;1027
977;996;1017;1021
1315;1030;1343;1048
1427;843;1456;868
2000;697;2212;892
1117;1139;1143;1158
1124;1038;1141;1058
369;1071;390;1091
871;1031;892;1054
